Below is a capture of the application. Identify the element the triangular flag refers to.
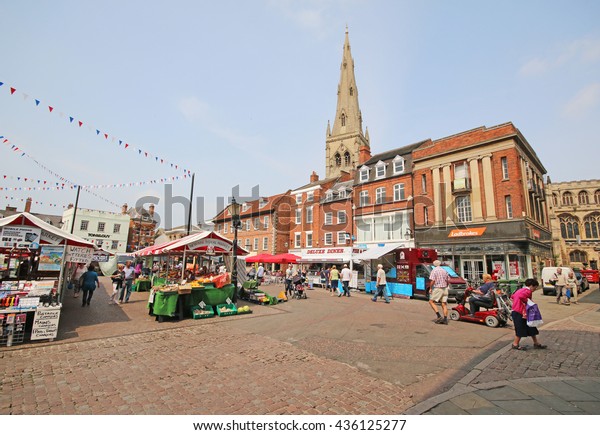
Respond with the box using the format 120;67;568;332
96;130;100;135
125;143;129;149
104;133;108;139
10;87;16;95
48;106;53;112
35;99;40;106
79;121;83;127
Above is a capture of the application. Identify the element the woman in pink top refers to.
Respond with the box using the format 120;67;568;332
510;278;547;351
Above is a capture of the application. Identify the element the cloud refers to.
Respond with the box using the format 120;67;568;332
519;37;600;77
562;82;600;117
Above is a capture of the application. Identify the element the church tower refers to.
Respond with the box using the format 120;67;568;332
325;27;370;178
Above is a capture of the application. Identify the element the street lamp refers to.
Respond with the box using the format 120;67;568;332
230;197;242;301
404;228;413;241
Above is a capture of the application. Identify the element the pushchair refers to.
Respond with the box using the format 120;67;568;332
292;275;307;299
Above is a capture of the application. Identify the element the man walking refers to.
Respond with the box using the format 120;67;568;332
552;267;567;304
257;263;265;285
428;260;450;324
285;264;294;297
340;264;352;297
119;260;135;304
372;264;390;303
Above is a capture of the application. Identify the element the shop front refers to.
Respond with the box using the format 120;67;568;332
296;247;365;289
416;221;553;284
0;212;97;346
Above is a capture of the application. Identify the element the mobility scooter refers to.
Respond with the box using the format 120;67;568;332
449;287;511;327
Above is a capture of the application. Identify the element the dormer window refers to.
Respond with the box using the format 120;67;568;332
325;191;333;201
242;203;249;213
393;156;405;174
307;191;314;202
296;194;302;204
359;166;370;183
375;161;386;179
259;198;268;208
338;189;347;199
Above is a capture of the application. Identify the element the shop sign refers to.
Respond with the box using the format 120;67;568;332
65;246;94;264
188;238;232;252
301;247;363;261
31;304;61;340
40;229;64;245
0;226;41;248
92;251;110;262
448;227;487;238
38;246;64;271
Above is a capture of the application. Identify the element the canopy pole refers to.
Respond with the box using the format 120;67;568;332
181;246;187;280
186;173;195;236
69;186;81;234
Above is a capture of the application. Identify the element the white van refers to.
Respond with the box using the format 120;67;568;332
540;267;574;296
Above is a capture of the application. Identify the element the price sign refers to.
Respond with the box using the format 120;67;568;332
199;301;206;308
31;305;62;340
226;297;232;305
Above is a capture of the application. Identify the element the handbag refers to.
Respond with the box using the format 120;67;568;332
526;299;543;327
566;289;572;298
67;281;74;290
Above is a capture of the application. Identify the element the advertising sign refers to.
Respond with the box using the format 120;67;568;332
38;246;64;271
0;226;41;248
448;227;487;238
31;304;62;340
65;246;94;264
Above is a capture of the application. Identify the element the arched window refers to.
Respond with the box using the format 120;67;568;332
562;192;574;205
341;113;346;127
584;213;600;239
595;190;600;204
578;191;589;205
569;250;587;264
559;214;580;239
349;87;354;96
334;153;342;167
552;194;558;207
344;151;351;166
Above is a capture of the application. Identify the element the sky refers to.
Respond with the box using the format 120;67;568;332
1;0;599;229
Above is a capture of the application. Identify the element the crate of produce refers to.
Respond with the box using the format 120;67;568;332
190;305;214;319
237;305;253;315
215;303;238;317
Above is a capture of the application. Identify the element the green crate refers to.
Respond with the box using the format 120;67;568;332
190;305;214;319
216;303;238;317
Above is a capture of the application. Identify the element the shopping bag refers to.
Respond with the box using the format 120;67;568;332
565;289;572;298
526;299;543;327
67;281;74;290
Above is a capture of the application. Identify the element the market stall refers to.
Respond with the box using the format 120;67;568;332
137;231;249;321
0;212;97;346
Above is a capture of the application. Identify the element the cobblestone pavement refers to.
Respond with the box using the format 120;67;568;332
1;280;599;415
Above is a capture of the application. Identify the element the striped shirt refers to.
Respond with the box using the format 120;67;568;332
429;266;449;288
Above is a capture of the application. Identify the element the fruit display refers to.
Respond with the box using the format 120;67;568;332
216;303;238;317
237;305;252;314
192;308;213;316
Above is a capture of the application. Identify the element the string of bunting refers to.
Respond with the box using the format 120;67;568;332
1;135;188;190
0;80;192;176
2;195;62;208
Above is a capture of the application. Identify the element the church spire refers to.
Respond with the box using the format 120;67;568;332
325;28;370;179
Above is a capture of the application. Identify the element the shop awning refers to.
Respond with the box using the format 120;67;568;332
0;212;97;249
354;242;406;261
161;231;248;256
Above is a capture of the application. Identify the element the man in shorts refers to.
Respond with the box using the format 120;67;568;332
428;260;450;324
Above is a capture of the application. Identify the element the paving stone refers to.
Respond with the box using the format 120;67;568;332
492;399;560;415
531;395;585;413
564;379;600;393
450;392;495;410
571;401;600;414
467;406;511;415
510;382;553;396
536;381;597;401
426;401;469;415
477;386;530;401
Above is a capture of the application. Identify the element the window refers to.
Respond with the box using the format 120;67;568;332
296;194;302;204
263;216;269;229
376;187;386;204
337;231;348;244
454;162;469;180
113;223;121;233
224;223;228;233
560;215;580;239
259;198;268;208
324;233;333;245
324;212;333;225
393;183;405;201
338;189;347;199
360;190;370;207
421;174;427;193
375;162;386;179
578;191;589;205
423;206;429;225
295;209;301;224
337;211;347;224
325;191;333;201
344;152;351;166
245;238;250;250
393;156;405;174
341;113;346;127
294;233;301;248
306;232;313;247
263;237;268;250
216;224;221;233
242;203;249;212
562;192;574;205
253;238;259;251
584;213;600;239
335;153;342;167
505;195;513;219
245;220;251;231
306;206;313;224
307;191;314;202
97;222;105;232
111;240;119;250
456;196;472;223
254;218;260;229
552;194;558;207
595;190;600;204
359;167;369;182
569;250;587;264
501;157;509;180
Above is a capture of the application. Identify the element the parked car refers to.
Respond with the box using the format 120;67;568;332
540;266;575;296
574;271;589;292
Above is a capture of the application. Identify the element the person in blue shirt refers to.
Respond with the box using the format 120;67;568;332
80;264;100;307
468;274;496;315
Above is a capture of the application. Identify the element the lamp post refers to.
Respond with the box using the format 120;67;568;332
230;197;242;301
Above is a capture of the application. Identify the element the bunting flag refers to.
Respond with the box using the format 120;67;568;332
2;195;62;208
1;80;192;176
1;134;187;192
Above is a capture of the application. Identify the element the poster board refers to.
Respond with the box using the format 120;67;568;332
0;226;41;248
31;304;62;340
38;246;64;271
65;246;94;264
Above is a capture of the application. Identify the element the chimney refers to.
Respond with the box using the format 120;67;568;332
358;145;371;165
67;203;74;209
310;171;319;183
122;203;128;214
24;197;32;213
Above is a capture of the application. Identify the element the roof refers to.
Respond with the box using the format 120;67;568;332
212;191;291;222
363;140;429;166
0;208;63;228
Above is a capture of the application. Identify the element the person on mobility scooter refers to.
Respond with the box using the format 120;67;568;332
450;274;511;327
468;274;496;315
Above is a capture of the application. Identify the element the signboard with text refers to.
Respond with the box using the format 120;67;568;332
31;305;62;340
0;226;41;248
65;246;94;264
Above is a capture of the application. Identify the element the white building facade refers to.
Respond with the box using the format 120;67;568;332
62;207;131;253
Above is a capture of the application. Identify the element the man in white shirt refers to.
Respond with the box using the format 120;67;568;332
340;264;352;297
257;263;265;284
372;264;390;303
120;260;135;304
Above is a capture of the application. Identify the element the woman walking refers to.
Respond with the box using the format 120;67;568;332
80;265;100;307
510;278;547;351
